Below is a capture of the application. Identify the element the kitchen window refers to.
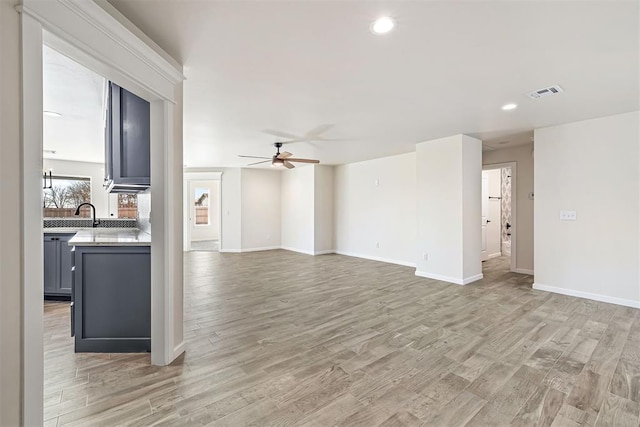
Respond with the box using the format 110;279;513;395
43;176;91;218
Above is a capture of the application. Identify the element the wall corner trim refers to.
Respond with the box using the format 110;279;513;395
532;283;640;309
415;271;483;285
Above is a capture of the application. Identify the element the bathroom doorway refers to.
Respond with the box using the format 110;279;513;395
481;163;516;272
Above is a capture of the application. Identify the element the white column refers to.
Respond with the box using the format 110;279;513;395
21;11;45;426
314;165;334;254
415;134;483;285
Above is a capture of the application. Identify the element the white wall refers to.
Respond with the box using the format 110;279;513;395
534;111;640;307
42;159;113;217
416;135;482;284
241;168;282;250
281;165;315;254
219;168;242;251
483;143;534;272
0;1;23;424
334;152;416;266
314;165;334;254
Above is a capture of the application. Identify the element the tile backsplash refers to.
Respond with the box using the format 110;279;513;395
43;218;137;229
136;191;151;234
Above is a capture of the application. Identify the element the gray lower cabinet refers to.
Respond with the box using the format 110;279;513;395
44;233;75;298
73;245;151;353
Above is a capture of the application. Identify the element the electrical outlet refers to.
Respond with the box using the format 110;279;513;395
422;253;428;261
559;210;577;221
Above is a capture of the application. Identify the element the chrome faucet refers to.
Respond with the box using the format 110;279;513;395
74;203;100;228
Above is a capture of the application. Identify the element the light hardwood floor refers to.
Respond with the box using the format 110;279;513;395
44;252;640;426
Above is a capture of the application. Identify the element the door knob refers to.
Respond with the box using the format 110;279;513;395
486;220;491;223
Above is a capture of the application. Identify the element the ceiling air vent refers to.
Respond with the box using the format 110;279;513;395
527;85;564;99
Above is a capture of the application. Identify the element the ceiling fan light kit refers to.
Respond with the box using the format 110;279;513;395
239;142;319;169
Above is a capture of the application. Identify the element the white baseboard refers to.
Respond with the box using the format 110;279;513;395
415;271;483;285
173;341;186;360
239;246;281;253
281;246;315;255
219;248;241;253
334;250;416;268
488;252;502;260
314;250;335;255
533;283;640;309
514;268;534;275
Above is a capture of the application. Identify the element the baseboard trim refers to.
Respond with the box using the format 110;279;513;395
334;251;416;268
281;246;315;255
487;252;502;260
514;268;534;275
173;341;186;360
219;249;241;253
239;246;281;253
314;250;335;255
532;283;640;309
415;271;483;285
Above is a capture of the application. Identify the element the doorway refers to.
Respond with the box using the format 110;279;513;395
187;180;220;251
183;172;223;252
482;163;516;272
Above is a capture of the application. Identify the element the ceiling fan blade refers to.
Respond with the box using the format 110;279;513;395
246;160;271;166
306;124;334;137
283;160;295;169
239;155;271;159
277;151;293;159
262;129;302;140
287;158;320;164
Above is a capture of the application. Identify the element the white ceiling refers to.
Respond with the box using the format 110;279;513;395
107;0;638;167
43;44;106;164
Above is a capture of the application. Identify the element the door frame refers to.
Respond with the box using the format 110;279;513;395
482;162;517;273
183;171;223;251
17;1;185;424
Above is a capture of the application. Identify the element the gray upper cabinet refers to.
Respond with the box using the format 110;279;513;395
105;82;151;193
44;233;75;298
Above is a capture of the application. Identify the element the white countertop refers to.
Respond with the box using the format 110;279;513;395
45;227;99;234
68;229;151;247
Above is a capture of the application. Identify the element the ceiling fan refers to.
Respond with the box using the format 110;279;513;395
239;142;320;169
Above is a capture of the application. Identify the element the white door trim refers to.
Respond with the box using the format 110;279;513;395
18;1;185;424
184;172;223;251
482;162;518;274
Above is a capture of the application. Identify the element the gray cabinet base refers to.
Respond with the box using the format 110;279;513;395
73;245;151;353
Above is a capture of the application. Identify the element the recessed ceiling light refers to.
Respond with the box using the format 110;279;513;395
44;111;61;117
501;103;518;111
371;16;395;34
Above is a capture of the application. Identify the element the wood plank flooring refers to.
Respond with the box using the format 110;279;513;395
44;252;640;426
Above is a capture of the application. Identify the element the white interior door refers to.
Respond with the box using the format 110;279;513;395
486;169;502;258
481;171;489;261
188;180;219;244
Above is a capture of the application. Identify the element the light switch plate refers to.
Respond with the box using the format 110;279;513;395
559;210;577;221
